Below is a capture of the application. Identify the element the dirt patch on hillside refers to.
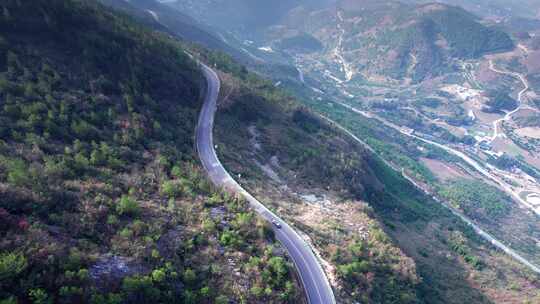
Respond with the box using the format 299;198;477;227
421;158;471;181
476;61;500;83
492;137;540;169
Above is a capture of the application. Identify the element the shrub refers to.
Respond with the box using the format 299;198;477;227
59;286;83;300
6;158;30;187
28;289;50;304
64;249;84;271
107;214;119;225
71;119;96;140
116;195;140;217
77;269;89;281
183;268;196;284
161;180;182;198
202;218;216;233
119;228;133;239
215;295;229;304
265;257;289;288
170;165;182;178
250;285;264;298
89;293;122;304
122;275;160;301
0;297;17;304
219;231;240;248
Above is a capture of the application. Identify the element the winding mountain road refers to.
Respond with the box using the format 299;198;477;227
195;63;336;304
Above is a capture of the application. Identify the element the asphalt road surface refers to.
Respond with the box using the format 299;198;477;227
195;63;336;304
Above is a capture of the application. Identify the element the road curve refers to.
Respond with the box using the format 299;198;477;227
195;63;336;304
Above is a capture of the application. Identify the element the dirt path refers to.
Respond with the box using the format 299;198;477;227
488;60;530;142
334;11;354;82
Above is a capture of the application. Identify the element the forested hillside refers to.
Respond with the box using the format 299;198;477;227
2;0;539;303
0;0;301;303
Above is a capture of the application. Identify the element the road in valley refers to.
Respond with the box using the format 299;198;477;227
320;113;540;275
195;63;336;304
334;101;540;215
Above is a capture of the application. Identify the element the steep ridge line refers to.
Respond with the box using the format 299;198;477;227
195;63;336;304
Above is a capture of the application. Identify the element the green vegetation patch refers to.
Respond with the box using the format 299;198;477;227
440;179;512;222
425;6;514;58
482;90;518;114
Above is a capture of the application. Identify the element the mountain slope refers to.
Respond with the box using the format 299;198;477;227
0;0;302;303
274;0;514;82
406;0;540;19
173;3;540;303
209;51;540;303
2;0;538;303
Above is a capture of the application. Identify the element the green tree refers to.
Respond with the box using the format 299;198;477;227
0;297;17;304
122;275;160;302
28;289;51;304
0;252;27;281
183;268;196;284
151;269;166;283
268;257;288;281
215;295;229;304
250;285;264;298
6;158;30;187
183;290;197;304
90;148;105;166
199;286;210;299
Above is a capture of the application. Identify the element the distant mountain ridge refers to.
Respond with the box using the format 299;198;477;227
276;0;515;82
170;0;514;82
100;0;249;61
167;0;336;34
